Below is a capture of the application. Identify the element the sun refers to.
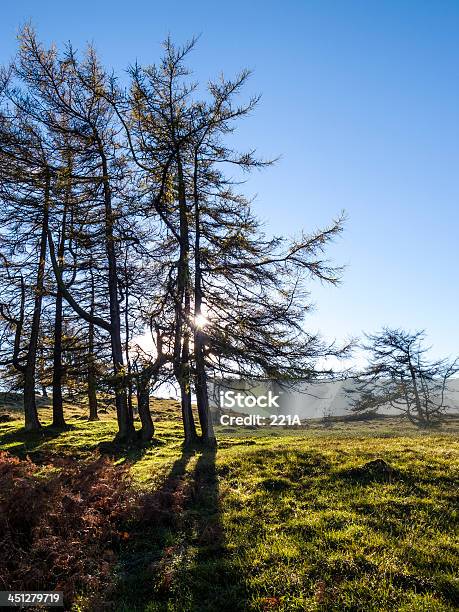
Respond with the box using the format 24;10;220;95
194;314;209;329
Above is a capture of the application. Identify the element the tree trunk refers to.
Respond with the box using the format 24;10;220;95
182;265;198;443
97;140;135;441
108;283;131;438
23;169;51;431
124;255;134;426
193;155;216;446
87;322;99;422
52;171;71;428
173;154;197;444
408;358;425;424
137;371;154;442
87;365;99;421
51;288;66;427
180;380;197;444
194;338;216;445
85;269;99;420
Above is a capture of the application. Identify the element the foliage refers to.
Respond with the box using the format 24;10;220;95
0;451;133;606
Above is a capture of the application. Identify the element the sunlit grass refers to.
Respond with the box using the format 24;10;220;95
1;400;458;611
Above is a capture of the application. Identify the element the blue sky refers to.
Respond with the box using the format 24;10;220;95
1;1;458;362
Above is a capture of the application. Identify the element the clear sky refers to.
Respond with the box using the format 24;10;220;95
1;1;458;362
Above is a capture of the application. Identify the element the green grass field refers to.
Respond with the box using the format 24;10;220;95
0;398;458;611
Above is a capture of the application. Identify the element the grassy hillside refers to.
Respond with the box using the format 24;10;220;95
0;401;458;611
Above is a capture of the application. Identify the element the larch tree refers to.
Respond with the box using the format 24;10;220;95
347;328;458;426
13;27;137;440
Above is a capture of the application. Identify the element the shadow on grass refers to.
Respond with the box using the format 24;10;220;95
97;437;167;465
0;422;174;467
111;445;248;612
0;424;74;460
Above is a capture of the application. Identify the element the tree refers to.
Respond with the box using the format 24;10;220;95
1;29;349;448
347;328;458;425
115;38;349;446
13;27;137;440
0;81;55;430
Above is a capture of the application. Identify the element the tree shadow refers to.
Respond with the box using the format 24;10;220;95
97;437;167;464
111;445;248;612
110;447;198;610
0;424;69;461
180;447;248;611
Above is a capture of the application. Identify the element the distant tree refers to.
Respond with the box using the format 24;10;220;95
348;328;458;425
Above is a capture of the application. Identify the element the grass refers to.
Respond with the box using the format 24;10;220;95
0;398;458;611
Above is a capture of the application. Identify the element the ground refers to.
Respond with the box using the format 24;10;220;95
0;396;458;611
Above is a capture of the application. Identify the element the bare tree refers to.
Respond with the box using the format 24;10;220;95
347;328;458;425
